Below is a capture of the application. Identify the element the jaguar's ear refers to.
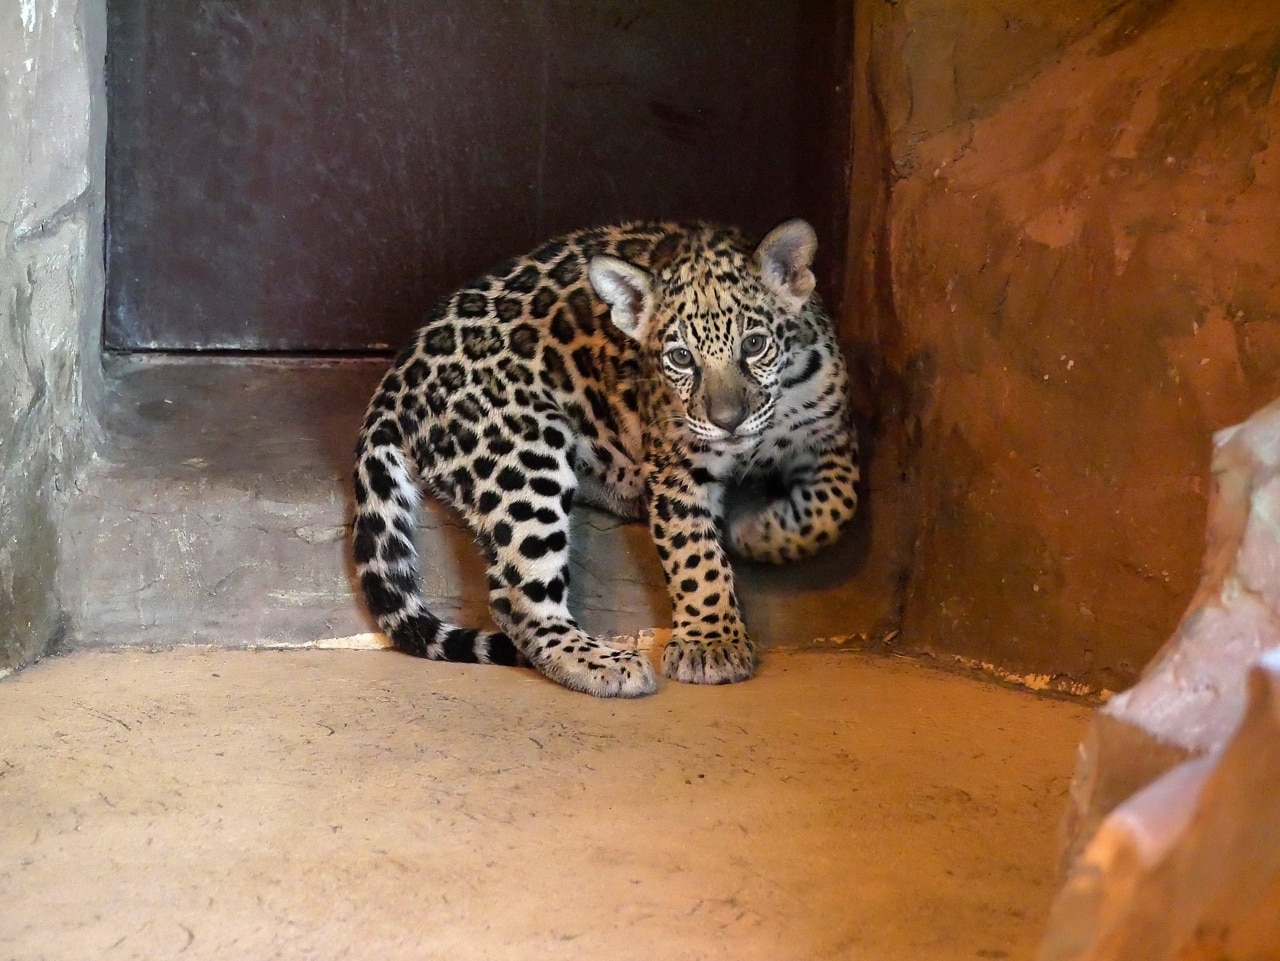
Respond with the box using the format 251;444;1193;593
588;255;655;341
755;218;817;312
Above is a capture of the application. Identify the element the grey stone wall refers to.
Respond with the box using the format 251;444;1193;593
0;0;105;672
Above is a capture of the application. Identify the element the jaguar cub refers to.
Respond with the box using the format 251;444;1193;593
353;219;859;697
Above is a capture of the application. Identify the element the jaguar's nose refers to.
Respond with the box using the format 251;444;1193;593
705;370;748;435
708;403;746;435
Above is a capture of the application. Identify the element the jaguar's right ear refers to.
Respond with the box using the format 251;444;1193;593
588;256;655;342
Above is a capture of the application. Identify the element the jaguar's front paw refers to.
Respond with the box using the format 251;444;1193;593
661;635;756;685
728;508;789;564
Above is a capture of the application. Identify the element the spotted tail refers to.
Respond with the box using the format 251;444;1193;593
352;426;527;667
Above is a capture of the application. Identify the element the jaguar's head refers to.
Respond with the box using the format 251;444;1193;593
589;219;818;444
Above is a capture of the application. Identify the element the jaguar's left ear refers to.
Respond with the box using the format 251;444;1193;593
588;255;655;342
755;218;817;312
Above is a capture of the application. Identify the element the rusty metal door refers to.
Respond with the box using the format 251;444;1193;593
105;1;850;351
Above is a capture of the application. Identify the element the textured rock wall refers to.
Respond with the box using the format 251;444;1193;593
1040;651;1280;961
1038;390;1280;959
846;0;1280;690
0;0;105;671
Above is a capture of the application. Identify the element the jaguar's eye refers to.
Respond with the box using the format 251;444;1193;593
666;346;696;370
742;333;769;358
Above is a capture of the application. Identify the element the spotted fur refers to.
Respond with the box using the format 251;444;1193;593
353;219;859;697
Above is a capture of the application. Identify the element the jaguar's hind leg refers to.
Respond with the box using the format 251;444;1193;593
471;420;656;697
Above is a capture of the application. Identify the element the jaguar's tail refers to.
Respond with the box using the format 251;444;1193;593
352;419;527;667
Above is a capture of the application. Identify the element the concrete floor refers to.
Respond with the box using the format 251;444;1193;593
1;646;1091;961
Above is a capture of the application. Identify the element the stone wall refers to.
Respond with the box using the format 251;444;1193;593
0;0;105;672
846;0;1280;691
